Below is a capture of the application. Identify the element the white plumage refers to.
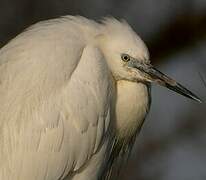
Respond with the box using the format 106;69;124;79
0;16;200;180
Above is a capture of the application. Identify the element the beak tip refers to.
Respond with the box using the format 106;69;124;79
194;98;202;103
195;97;203;103
188;94;202;103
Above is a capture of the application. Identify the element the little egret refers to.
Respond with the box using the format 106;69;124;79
0;16;201;180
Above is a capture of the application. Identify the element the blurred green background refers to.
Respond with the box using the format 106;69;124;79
0;0;205;179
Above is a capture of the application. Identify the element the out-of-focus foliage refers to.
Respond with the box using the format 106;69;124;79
0;0;205;179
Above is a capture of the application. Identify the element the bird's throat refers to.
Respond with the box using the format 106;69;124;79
115;80;150;140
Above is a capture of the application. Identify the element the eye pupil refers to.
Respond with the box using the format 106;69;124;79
124;56;128;60
121;54;130;62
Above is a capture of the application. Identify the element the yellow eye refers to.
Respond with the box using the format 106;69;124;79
121;54;130;62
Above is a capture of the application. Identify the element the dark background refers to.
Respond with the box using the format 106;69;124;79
0;0;205;179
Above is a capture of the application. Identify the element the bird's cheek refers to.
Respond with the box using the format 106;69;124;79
128;68;144;82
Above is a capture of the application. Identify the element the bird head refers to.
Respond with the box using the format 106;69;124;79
97;18;201;102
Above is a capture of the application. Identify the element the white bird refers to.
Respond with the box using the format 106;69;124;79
0;16;201;180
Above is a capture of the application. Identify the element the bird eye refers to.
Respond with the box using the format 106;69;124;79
121;54;130;62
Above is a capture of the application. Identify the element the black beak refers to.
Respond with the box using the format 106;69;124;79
129;60;202;103
147;67;202;102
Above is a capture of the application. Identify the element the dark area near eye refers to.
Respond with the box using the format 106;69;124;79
121;54;130;62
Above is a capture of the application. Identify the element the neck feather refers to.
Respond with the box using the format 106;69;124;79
115;80;150;140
